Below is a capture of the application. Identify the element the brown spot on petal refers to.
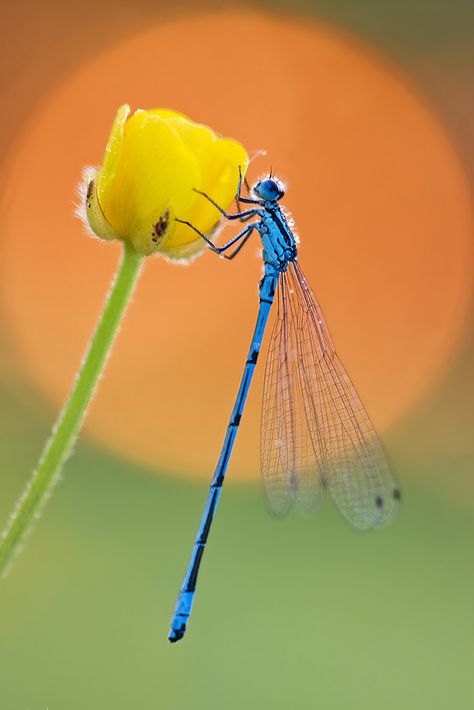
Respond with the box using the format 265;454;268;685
151;210;170;243
86;180;94;208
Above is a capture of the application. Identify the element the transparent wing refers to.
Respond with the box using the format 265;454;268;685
260;272;326;516
286;261;401;529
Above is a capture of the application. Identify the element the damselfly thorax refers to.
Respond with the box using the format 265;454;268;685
258;204;298;276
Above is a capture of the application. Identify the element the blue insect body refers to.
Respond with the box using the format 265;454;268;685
168;172;400;643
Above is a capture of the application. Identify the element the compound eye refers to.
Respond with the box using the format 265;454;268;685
272;180;284;197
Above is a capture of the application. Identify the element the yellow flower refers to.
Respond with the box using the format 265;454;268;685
79;105;248;259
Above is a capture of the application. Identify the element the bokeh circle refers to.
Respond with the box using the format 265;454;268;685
1;10;472;480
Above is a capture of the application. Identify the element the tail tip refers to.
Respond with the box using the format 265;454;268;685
168;625;186;643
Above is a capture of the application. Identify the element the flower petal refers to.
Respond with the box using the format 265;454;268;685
96;104;130;214
165;118;249;257
84;174;119;242
99;110;202;254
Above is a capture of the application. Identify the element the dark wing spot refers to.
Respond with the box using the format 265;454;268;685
152;210;170;242
393;488;401;501
375;496;384;509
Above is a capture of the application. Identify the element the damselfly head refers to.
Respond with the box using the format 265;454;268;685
253;177;285;202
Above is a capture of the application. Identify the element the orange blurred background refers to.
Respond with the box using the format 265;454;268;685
1;4;474;710
1;10;473;481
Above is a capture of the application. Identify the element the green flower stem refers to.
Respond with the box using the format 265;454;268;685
0;241;144;579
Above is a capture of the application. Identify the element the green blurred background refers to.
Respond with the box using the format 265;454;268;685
1;1;473;708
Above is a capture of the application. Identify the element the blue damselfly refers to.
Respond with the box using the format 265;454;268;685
168;171;400;642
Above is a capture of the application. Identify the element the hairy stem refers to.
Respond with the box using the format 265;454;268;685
0;242;144;579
